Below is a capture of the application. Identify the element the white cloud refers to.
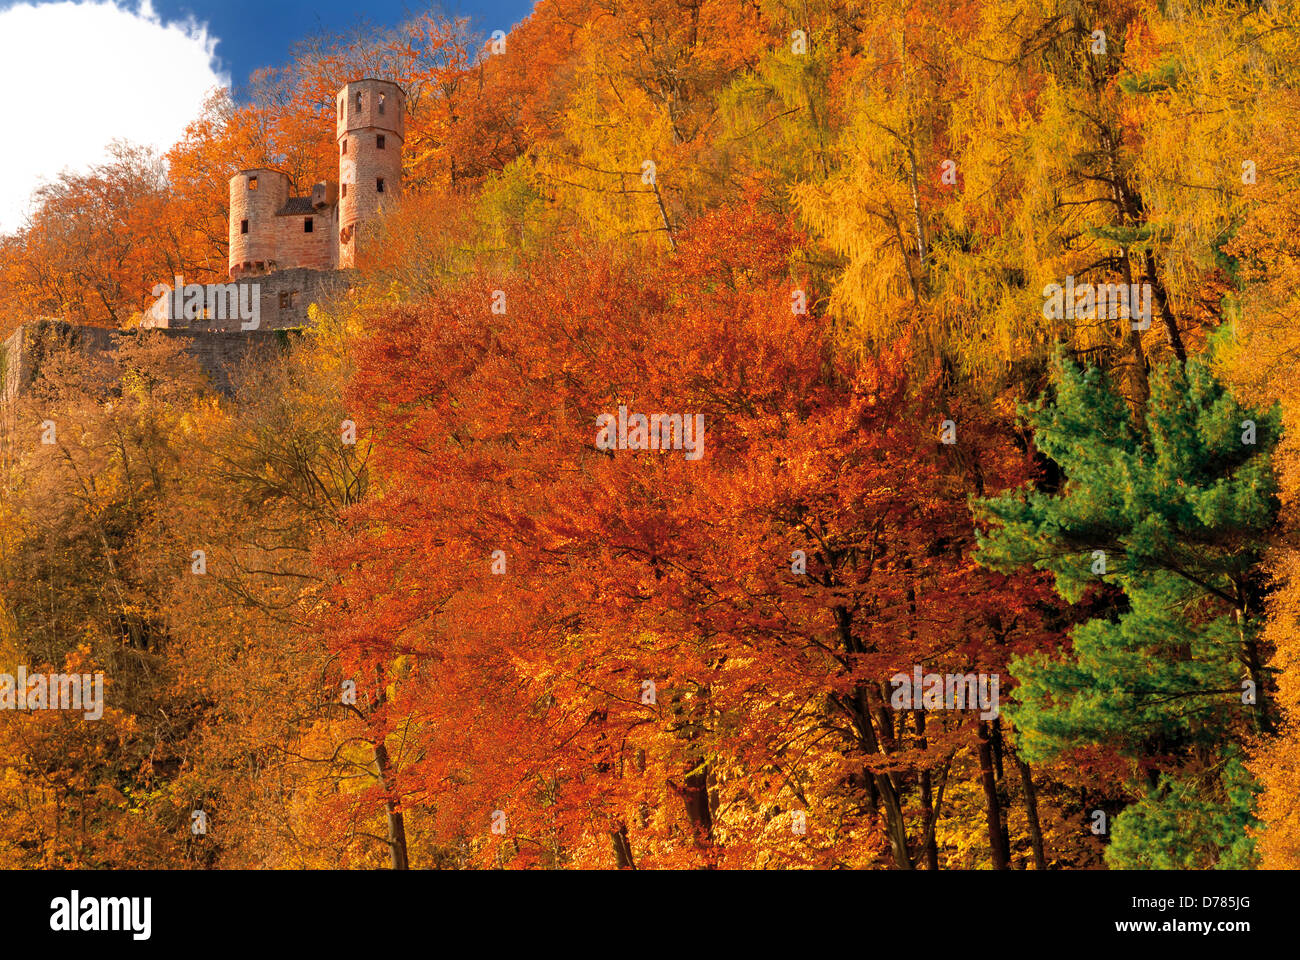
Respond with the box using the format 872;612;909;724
0;0;228;234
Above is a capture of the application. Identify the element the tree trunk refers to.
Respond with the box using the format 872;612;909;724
372;740;409;870
916;710;939;869
855;688;913;869
992;718;1011;861
1014;751;1047;870
677;762;713;844
610;823;636;869
1142;250;1186;363
977;720;1009;869
1238;605;1273;734
833;594;913;870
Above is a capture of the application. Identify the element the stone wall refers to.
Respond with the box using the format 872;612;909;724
2;322;116;403
1;325;26;403
1;321;299;401
141;268;353;333
155;328;291;394
271;204;339;273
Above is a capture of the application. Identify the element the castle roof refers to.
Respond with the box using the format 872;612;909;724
276;197;319;216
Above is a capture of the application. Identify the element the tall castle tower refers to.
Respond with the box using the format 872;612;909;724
335;78;405;268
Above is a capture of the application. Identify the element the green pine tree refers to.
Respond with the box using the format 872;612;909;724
973;346;1280;868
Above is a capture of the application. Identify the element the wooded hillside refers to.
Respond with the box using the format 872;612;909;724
2;0;1298;870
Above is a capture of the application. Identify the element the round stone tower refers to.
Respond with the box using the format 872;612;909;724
228;168;291;278
335;78;405;268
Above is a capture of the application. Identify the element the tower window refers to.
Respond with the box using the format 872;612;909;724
240;219;249;234
356;92;363;111
248;176;258;190
379;93;386;115
377;134;386;150
342;183;348;198
304;217;314;233
341;139;348;155
377;178;385;194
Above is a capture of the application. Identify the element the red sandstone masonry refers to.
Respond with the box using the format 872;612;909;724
229;78;405;278
140;269;353;333
228;169;291;276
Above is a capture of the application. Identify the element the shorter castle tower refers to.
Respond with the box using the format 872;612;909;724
228;168;291;278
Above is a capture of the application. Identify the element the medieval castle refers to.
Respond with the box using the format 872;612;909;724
2;78;406;401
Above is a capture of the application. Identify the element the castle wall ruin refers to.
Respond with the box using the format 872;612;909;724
140;268;353;332
2;321;294;403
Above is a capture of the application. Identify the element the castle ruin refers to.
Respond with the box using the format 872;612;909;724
2;78;406;401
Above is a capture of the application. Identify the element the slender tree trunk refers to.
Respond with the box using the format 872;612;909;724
1238;604;1273;734
1014;751;1047;870
992;718;1011;861
1118;248;1151;422
610;823;636;869
977;720;1010;869
916;710;939;870
872;681;908;799
649;179;677;251
832;595;913;870
1142;251;1186;363
855;687;913;869
372;740;409;870
870;766;913;869
669;685;715;853
1084;43;1152;420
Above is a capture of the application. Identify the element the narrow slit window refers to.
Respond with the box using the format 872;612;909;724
240;219;249;235
377;134;385;150
379;93;386;115
342;183;348;198
356;92;363;111
342;139;348;155
377;177;385;194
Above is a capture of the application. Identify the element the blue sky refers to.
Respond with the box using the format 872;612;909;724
148;0;536;94
0;0;535;232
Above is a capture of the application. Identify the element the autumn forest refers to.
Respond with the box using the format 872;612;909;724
1;0;1299;873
